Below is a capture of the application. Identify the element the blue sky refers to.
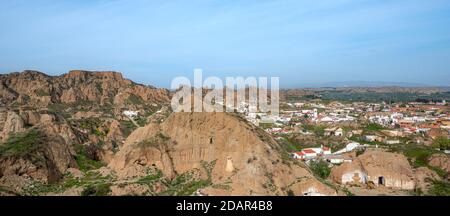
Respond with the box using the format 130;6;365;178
0;0;449;87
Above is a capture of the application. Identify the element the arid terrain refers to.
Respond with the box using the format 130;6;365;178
0;70;337;196
0;70;449;196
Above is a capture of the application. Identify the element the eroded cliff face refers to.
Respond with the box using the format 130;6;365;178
428;154;450;179
0;108;82;192
0;70;170;107
0;111;26;141
0;128;77;190
109;112;337;196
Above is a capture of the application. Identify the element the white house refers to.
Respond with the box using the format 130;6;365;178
292;146;332;160
322;146;332;155
335;128;343;136
324;155;353;164
334;142;361;155
123;110;138;118
324;127;343;136
319;116;333;123
292;152;306;160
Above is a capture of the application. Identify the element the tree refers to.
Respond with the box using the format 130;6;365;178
432;136;449;150
309;159;331;179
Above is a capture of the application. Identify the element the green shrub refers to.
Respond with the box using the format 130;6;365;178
428;180;450;196
286;189;295;196
137;170;163;184
135;116;148;127
402;147;434;167
309;159;331;179
365;123;385;131
432;136;449;150
177;180;210;196
81;183;111;196
95;83;103;93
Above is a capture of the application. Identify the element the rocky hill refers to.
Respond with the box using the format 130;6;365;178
108;112;336;195
0;70;169;107
0;70;337;196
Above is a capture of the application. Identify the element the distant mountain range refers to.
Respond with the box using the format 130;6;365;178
295;81;444;88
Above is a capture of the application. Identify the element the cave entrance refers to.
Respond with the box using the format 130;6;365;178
209;137;213;144
378;176;385;186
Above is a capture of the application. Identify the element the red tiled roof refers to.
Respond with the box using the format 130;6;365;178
302;149;316;154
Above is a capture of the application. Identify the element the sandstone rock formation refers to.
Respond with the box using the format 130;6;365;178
0;70;380;196
109;112;337;196
413;167;441;193
0;128;77;186
428;153;450;179
0;111;25;141
330;149;416;190
0;70;170;107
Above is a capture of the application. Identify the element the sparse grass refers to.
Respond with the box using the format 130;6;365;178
127;94;144;105
137;169;163;184
136;133;170;150
74;144;105;172
178;180;210;196
212;184;232;191
201;160;216;182
0;129;46;160
22;171;115;196
427;179;450;196
0;185;20;195
36;89;50;97
390;144;447;178
263;172;278;193
135;116;148;127
303;124;326;136
81;183;112;196
158;160;216;196
278;134;302;152
93;129;106;137
75;154;104;172
401;146;435;167
47;103;70;118
120;120;137;137
77;117;103;132
365;123;385;131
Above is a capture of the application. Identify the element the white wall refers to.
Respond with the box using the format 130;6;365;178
341;170;367;184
